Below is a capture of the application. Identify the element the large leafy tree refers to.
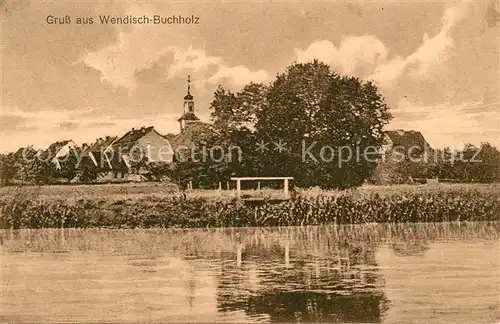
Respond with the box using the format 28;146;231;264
210;83;268;132
255;60;392;188
78;164;101;183
451;142;500;182
474;142;500;181
13;148;54;184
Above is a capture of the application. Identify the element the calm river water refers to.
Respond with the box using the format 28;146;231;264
1;222;499;323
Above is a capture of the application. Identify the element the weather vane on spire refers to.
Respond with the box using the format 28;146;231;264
187;75;191;95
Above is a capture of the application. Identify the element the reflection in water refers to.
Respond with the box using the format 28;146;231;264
0;222;499;323
215;233;389;323
246;291;388;323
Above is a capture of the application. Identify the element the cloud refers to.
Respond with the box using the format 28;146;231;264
167;46;223;79
58;121;81;130
82;4;271;93
84;40;271;92
293;3;470;90
208;65;271;88
368;2;470;88
0;115;35;131
86;121;117;128
82;30;172;91
294;36;388;76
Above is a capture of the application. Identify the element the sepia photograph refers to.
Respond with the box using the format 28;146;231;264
0;0;499;323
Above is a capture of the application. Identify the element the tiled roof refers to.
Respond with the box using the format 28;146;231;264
115;126;154;144
13;146;37;159
111;126;155;154
88;136;117;152
46;140;71;152
41;140;73;161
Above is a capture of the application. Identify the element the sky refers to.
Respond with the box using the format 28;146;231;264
1;0;499;153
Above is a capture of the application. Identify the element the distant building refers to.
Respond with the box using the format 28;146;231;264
372;129;433;184
42;140;77;169
77;127;174;182
12;145;42;160
382;129;432;156
111;126;174;166
84;136;118;167
78;135;129;182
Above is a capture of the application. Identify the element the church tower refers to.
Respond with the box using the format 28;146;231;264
184;75;194;114
178;75;200;132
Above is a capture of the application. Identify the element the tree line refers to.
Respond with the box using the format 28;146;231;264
1;60;499;188
166;60;500;189
371;143;500;184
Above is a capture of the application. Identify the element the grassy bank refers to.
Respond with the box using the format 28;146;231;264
1;184;499;229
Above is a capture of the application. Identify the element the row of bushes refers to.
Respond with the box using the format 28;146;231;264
1;189;499;229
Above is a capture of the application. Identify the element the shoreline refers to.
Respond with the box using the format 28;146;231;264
1;184;499;229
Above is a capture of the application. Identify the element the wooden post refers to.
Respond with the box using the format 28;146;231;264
284;241;290;266
218;182;222;191
226;181;230;191
257;181;261;190
236;179;241;199
236;243;243;267
284;178;289;199
60;227;65;250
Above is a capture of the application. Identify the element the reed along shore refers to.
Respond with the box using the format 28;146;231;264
1;185;499;229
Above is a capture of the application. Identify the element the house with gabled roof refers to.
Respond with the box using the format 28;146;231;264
372;129;433;184
382;129;433;156
40;140;77;170
83;136;119;169
77;135;130;182
98;126;175;182
12;145;42;160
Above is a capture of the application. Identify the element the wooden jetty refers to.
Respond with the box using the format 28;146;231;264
230;176;294;201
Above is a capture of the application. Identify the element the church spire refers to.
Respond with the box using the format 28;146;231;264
184;75;193;101
178;75;198;132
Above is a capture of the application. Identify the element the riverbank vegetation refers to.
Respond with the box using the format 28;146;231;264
1;183;499;229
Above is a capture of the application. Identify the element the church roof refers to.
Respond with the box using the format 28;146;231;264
169;122;217;152
177;112;200;122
